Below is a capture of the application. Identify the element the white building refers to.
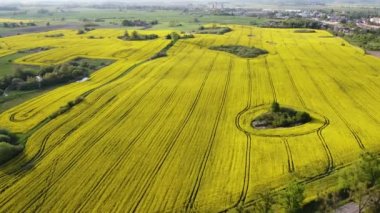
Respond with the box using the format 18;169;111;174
370;17;380;24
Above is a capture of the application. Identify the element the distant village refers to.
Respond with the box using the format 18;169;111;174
196;2;380;34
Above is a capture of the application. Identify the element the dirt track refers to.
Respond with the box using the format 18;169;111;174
367;50;380;58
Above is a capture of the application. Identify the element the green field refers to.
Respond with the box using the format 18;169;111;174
0;8;269;34
0;52;33;77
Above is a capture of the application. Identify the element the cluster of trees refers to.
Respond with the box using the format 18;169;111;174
197;25;232;35
0;59;108;93
2;22;36;28
253;102;311;128
77;27;95;35
239;152;380;213
261;19;323;29
343;29;380;51
118;30;159;41
121;19;158;27
165;32;194;40
209;45;268;58
237;181;305;213
0;129;23;165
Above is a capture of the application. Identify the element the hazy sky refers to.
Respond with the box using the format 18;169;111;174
0;0;378;4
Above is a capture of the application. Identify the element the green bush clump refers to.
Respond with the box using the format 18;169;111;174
118;30;158;41
197;26;232;35
209;45;268;58
165;32;194;40
253;102;312;128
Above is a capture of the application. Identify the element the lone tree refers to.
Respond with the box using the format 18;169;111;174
124;30;129;38
271;101;280;112
131;31;139;39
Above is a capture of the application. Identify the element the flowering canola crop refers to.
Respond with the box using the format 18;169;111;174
0;26;379;212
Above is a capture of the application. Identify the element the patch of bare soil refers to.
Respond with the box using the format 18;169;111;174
335;202;359;213
367;50;380;58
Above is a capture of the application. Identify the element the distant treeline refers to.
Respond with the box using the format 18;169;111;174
2;22;36;28
121;19;158;27
261;18;323;29
0;6;18;11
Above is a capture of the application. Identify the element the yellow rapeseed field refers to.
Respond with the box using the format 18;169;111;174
0;25;379;212
0;18;33;23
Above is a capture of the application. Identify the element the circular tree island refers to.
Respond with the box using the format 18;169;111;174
252;102;312;129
